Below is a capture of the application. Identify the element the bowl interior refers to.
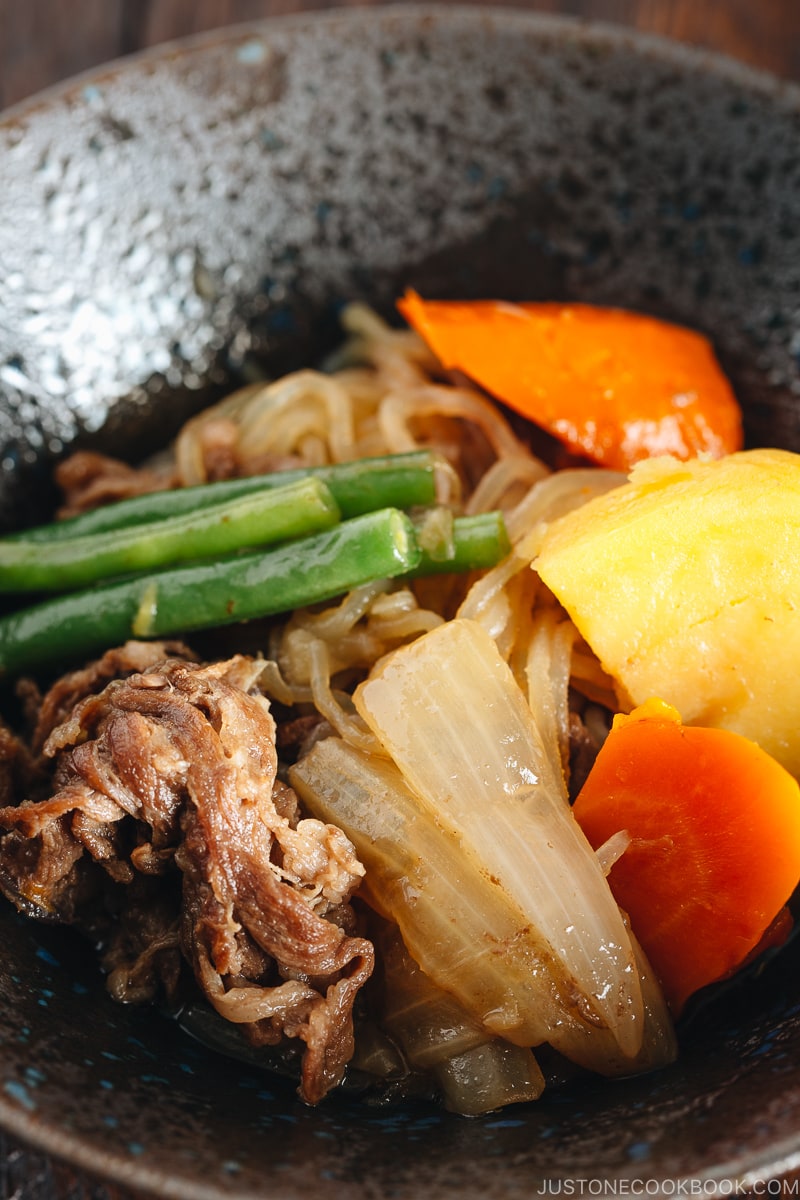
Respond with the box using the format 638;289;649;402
1;9;800;1196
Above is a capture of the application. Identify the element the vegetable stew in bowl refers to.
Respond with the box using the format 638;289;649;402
1;8;800;1197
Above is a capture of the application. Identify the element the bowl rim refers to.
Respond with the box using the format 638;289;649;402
2;6;800;1196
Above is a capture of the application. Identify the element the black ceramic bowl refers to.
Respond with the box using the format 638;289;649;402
2;8;800;1197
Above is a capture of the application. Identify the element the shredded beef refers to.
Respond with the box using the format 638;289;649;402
54;451;176;518
193;417;242;481
54;440;311;516
0;648;373;1104
29;639;198;754
567;703;612;801
568;712;599;801
0;719;44;809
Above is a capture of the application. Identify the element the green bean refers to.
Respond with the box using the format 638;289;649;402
0;478;342;595
11;452;442;543
0;509;421;678
412;512;511;576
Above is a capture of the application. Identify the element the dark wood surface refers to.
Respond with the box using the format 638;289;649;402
0;0;798;109
0;1;798;1197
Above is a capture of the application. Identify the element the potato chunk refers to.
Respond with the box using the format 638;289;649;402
535;449;800;777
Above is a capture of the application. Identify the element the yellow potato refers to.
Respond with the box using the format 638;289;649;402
535;449;800;776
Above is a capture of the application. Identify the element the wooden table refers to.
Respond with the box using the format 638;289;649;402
0;0;799;108
0;1;798;1197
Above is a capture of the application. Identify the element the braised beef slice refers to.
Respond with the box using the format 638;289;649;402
0;649;372;1104
29;639;198;754
0;719;43;808
54;451;176;518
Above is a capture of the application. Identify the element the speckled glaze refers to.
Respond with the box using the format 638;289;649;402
1;8;800;1197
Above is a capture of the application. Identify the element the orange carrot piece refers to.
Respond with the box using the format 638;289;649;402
398;291;743;472
572;698;800;1015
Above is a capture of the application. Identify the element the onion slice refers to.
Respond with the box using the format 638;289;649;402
352;618;653;1061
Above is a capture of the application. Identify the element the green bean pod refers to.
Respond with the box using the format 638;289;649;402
0;478;343;595
0;508;421;678
413;512;511;576
11;451;442;544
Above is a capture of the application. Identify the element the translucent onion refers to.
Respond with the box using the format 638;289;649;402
378;924;491;1069
435;1042;547;1117
290;737;576;1049
377;924;545;1113
352;618;661;1062
290;731;675;1077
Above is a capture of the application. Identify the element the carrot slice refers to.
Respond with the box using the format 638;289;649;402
398;291;743;472
572;698;800;1015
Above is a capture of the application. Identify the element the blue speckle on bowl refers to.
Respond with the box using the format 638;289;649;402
236;40;267;65
3;1081;36;1113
